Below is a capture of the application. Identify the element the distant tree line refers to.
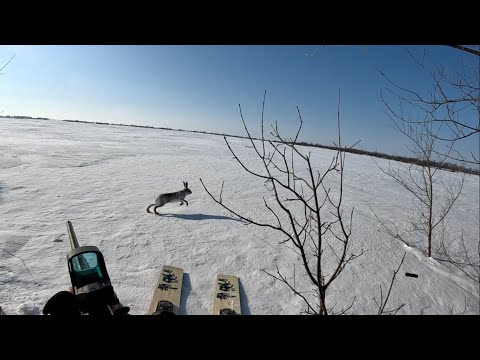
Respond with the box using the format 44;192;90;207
3;115;478;176
2;115;50;120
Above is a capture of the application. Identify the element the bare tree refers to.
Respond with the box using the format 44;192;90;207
379;45;479;166
375;46;474;260
373;119;465;257
200;90;366;314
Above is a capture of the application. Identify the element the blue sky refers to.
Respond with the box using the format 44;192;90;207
0;45;478;157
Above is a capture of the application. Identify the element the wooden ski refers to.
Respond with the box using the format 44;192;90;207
213;274;241;315
148;265;183;315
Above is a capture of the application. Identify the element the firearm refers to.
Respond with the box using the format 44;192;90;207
66;221;129;315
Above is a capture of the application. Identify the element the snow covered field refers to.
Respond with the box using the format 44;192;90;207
0;117;478;315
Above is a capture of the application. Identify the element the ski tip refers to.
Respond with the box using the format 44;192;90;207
152;300;178;315
219;308;238;315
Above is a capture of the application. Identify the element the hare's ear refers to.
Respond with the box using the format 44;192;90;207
185;182;188;188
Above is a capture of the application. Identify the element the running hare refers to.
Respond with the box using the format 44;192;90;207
146;181;192;215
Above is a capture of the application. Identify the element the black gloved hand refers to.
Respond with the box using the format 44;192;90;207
43;291;81;316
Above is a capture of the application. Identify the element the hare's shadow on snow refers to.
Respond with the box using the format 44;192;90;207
157;213;248;224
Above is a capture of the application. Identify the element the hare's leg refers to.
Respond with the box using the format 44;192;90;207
184;200;189;206
179;201;183;206
154;205;162;215
146;204;154;213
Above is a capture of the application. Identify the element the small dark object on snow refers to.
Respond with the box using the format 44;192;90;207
405;272;418;278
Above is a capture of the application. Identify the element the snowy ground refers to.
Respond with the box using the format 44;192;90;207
0;117;478;315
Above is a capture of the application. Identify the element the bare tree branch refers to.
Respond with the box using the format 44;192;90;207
0;53;16;74
263;267;318;315
374;252;407;315
434;232;480;285
380;46;480;166
0;247;34;278
448;45;480;57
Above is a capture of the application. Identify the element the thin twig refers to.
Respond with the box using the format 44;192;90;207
374;252;407;315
